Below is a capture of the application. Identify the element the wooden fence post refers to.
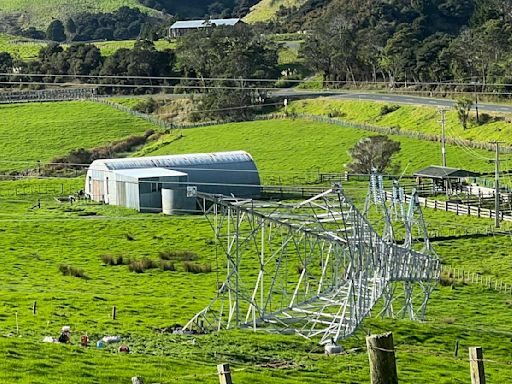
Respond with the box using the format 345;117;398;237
366;332;398;384
469;347;486;384
112;306;117;320
32;301;37;315
217;363;233;384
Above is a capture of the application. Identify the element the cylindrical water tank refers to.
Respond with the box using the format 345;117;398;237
162;188;195;215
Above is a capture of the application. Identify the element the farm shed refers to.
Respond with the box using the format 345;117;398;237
169;18;242;37
85;151;261;213
107;168;190;213
414;165;480;195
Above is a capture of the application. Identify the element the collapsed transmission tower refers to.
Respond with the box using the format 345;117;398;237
365;173;439;321
185;181;440;344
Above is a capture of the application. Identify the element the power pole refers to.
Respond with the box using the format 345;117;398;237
494;142;501;228
439;108;447;167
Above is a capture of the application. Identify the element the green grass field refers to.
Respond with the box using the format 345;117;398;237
0;102;510;382
140;118;496;179
0;101;156;172
0;34;44;60
0;0;151;29
287;98;512;146
0;34;175;60
244;0;307;23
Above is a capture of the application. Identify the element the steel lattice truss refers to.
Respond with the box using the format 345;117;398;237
185;182;440;344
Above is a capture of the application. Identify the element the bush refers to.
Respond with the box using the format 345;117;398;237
59;264;88;279
158;250;198;261
183;261;212;274
327;108;346;118
380;104;400;116
133;98;159;114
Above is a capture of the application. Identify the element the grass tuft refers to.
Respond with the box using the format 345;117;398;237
182;261;212;274
59;264;88;279
158;250;198;261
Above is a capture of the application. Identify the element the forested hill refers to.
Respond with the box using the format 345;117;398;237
139;0;258;18
272;0;512;86
275;0;508;33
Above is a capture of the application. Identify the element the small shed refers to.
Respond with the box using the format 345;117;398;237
169;18;242;37
109;168;189;213
413;166;480;194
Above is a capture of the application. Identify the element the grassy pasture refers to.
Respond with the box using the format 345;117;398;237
244;0;307;23
0;176;510;382
140;118;496;180
0;105;509;382
0;34;44;60
0;34;175;60
0;0;151;29
287;98;512;147
0;101;156;172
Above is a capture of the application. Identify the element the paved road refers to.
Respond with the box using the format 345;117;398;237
272;89;512;114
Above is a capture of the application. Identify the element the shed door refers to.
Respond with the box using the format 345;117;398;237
92;180;103;201
117;181;126;206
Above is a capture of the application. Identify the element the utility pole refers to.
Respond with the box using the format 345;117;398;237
439;108;447;167
494;142;501;228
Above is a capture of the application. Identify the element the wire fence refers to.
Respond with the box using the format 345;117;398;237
441;265;512;295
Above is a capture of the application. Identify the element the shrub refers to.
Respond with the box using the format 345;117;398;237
158;250;198;261
380;104;400;116
133;98;159;114
183;261;212;274
327;108;346;118
59;264;88;279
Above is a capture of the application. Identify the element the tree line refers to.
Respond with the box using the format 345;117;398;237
291;0;512;91
0;25;279;120
20;7;166;43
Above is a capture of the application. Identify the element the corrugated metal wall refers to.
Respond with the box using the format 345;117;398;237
86;151;261;199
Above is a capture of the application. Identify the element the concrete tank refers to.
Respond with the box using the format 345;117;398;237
162;188;196;215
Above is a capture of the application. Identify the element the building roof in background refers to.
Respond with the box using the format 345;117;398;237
170;18;241;29
112;168;187;179
413;166;480;179
91;151;256;171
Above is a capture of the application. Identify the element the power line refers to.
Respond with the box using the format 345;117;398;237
4;72;512;89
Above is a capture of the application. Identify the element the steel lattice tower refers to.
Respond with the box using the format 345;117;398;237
185;180;440;344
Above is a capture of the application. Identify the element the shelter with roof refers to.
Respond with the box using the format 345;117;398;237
85;151;261;214
413;165;480;195
169;18;242;38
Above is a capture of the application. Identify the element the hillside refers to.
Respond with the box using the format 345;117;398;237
0;0;153;29
0;101;157;172
244;0;306;24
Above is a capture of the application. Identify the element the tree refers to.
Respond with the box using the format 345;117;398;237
455;97;473;130
65;18;77;37
347;136;401;174
46;20;66;42
176;25;278;121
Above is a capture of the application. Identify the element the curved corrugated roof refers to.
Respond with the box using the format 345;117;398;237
91;151;256;171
